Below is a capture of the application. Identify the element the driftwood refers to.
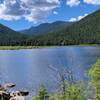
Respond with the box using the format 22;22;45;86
0;83;29;100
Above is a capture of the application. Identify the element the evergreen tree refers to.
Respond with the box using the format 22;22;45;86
34;85;49;100
89;60;100;100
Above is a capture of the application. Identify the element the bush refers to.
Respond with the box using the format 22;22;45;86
89;60;100;100
34;85;49;100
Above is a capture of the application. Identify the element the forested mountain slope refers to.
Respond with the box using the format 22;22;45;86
0;9;99;46
27;9;100;45
21;21;73;35
0;24;26;45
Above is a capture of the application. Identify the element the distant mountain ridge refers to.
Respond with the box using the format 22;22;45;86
21;21;74;35
0;9;99;46
27;9;100;45
0;23;26;45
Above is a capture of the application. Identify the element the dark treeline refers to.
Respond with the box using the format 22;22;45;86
0;9;100;46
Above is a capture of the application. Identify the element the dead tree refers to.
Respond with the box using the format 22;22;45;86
48;65;76;99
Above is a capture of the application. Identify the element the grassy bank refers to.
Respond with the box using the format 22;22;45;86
0;44;99;50
79;44;99;46
0;46;39;50
0;46;57;50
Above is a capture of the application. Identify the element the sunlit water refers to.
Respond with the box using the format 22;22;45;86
0;46;100;99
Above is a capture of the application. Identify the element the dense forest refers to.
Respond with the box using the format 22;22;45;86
0;23;27;46
0;9;100;46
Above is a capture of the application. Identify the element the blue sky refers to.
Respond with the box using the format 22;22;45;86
0;0;100;31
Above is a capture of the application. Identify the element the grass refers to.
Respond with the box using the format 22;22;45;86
79;44;99;46
0;46;57;50
0;44;99;50
0;46;39;50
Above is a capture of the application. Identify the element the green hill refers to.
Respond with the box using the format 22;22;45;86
21;21;73;36
0;24;26;46
0;9;99;46
27;9;100;45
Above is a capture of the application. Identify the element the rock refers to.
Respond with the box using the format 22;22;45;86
0;83;29;100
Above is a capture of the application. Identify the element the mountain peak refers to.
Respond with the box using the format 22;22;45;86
21;21;73;35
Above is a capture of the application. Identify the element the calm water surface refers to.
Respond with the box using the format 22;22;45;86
0;46;100;98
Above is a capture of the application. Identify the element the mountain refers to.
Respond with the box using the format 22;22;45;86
62;9;100;44
66;9;100;35
27;9;100;45
0;24;26;45
21;21;73;35
0;9;99;46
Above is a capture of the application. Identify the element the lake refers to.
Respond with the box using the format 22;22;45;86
0;46;100;99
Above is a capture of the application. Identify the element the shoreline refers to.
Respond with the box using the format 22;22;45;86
0;44;99;50
0;46;56;50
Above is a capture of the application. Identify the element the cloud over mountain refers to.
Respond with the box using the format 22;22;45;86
69;13;88;22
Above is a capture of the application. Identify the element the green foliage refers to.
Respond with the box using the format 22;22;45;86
49;93;60;100
33;60;100;100
34;85;49;100
0;23;27;46
63;82;87;100
33;82;86;100
54;79;87;100
33;60;99;100
89;60;100;100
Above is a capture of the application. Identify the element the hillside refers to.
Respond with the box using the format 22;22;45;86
0;24;26;45
27;9;100;45
21;21;73;35
0;9;99;46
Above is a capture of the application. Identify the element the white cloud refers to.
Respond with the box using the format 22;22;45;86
66;0;100;6
69;13;88;22
53;11;58;15
66;0;80;7
84;0;100;5
0;0;60;22
78;13;88;20
69;18;77;22
0;0;99;22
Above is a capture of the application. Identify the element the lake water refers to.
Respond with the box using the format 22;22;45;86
0;46;100;99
